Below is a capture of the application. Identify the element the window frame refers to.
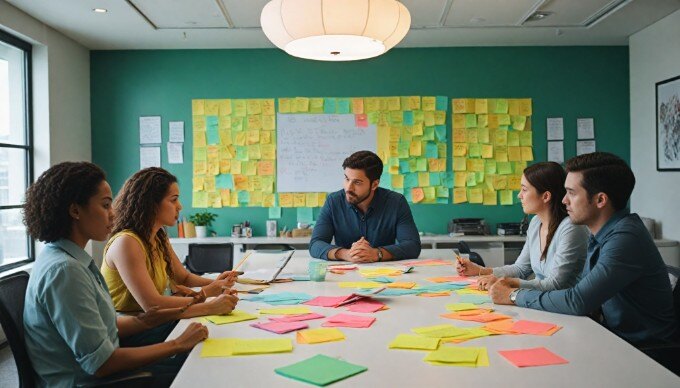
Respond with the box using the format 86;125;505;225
0;29;34;272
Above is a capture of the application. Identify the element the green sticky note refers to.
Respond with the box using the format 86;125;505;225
215;174;233;189
194;147;207;161
435;125;447;141
465;114;477;128
336;98;350;114
268;206;281;219
237;190;249;204
207;127;220;145
468;143;482;157
297;207;313;223
436;186;449;198
507;131;520;146
367;111;380;124
500;190;513;205
498;162;513;175
520;131;533;146
275;354;368;387
466;173;477;187
416;158;427;172
324;98;337;113
192;191;208;208
485;160;497;174
429;172;441;186
236;146;249;161
423;126;435;141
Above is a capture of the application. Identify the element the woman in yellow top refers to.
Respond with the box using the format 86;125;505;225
102;167;238;319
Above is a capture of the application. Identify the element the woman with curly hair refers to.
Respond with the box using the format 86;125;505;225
23;162;208;387
102;167;238;321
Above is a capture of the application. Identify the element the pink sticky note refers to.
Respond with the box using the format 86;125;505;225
498;347;569;367
346;300;385;313
304;295;352;307
355;114;368;127
269;313;325;322
322;313;375;328
250;321;308;334
510;320;557;335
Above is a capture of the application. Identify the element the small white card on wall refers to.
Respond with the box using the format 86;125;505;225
140;146;161;169
548;141;564;163
167;142;184;164
547;118;564;140
139;116;161;144
577;140;597;155
169;121;185;143
577;118;595;139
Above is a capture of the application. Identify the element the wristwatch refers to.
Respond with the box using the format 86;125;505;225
376;247;383;262
509;289;520;304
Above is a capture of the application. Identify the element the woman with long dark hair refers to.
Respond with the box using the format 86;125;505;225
102;167;238;319
23;162;208;387
456;162;588;293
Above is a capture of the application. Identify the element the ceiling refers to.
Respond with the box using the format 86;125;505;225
6;0;680;50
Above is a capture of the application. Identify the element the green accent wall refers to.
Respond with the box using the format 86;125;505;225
90;46;629;237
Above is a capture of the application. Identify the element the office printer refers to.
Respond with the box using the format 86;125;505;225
448;218;488;236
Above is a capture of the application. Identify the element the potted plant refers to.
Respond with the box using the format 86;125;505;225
189;210;217;238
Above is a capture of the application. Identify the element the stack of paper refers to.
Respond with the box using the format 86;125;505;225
388;334;440;351
498;347;568;367
244;292;313;305
275;354;367;386
483;319;520;335
304;295;355;307
424;346;489;367
269;313;325;322
251;321;309;334
297;328;346;344
201;338;293;358
204;310;258;325
322;314;376;328
346;299;386;313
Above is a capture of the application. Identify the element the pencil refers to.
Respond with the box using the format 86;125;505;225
233;251;253;271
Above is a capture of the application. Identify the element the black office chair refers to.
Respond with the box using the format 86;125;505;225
252;244;295;252
0;272;153;388
185;243;234;274
640;265;680;376
458;240;485;267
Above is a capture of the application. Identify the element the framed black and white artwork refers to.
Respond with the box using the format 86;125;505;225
656;75;680;171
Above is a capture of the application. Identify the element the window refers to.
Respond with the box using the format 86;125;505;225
0;30;33;271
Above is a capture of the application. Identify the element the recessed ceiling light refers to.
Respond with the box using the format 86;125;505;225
92;8;107;13
526;11;552;22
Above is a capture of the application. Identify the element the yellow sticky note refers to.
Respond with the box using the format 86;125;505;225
233;100;247;117
494;130;508;146
521;146;533;161
233;131;246;146
261;144;276;160
194;131;207;147
205;310;258;325
500;190;513;205
278;98;291;113
247;115;262;131
469;188;483;204
296;97;310;112
259;306;312;315
263;193;275;207
306;192;319;207
220;189;231;207
453;188;467;204
338;281;384;288
193;160;207;175
218;116;231;130
246;99;262;114
192;99;205;115
279;193;293;208
234;175;249;190
392;174;404;188
297;328;345;344
475;99;488;114
481;144;493;158
261;99;275;115
204;99;219;115
310;98;324;113
317;192;327;207
248;144;262;160
512;115;527;131
454;173;467;188
518;98;532;116
200;338;236;358
232;339;293;356
483;190;497;205
508;146;521;161
193;176;205;192
230;160;242;174
453;157;467;172
351;98;364;114
453;144;468;157
260;130;272;144
422;96;436;111
192;191;208;208
418;172;430;187
262;115;275;130
520;131;533;146
387;96;401;111
389;334;440;350
453;114;466;129
507;131;520;146
508;175;522;190
407;96;421;110
293;193;306;207
410;141;422;156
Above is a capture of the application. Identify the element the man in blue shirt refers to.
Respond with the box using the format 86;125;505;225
310;150;421;262
490;152;677;345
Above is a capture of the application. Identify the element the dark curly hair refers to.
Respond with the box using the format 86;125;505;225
23;162;106;242
111;167;177;280
342;150;383;182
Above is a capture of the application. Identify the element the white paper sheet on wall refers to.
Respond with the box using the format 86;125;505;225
577;118;595;139
547;118;564;140
139;116;161;144
576;140;596;155
548;141;564;163
169;121;185;143
140;146;161;169
167;142;184;164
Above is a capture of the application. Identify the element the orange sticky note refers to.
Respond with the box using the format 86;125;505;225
412;188;425;203
258;161;274;175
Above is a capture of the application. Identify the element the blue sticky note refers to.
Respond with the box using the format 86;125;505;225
435;125;447;141
206;116;218;130
215;174;233;189
429;172;441;186
297;207;313;223
379;172;392;188
236;146;249;161
403;189;412;202
337;98;350;114
404;173;418;188
324;98;337;113
268;206;281;219
403;111;414;126
237;190;250;204
207;127;220;145
425;142;438;159
444;172;454;188
436;96;448;111
436;197;449;204
399;160;410;174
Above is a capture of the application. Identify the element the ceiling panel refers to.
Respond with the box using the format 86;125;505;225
131;0;229;28
400;0;449;27
444;0;542;26
526;0;624;26
222;0;269;28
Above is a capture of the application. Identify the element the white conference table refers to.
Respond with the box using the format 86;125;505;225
168;249;679;387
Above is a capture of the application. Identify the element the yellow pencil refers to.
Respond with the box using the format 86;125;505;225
233;251;253;271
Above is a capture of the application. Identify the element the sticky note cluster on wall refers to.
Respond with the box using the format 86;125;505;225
191;98;277;208
371;96;451;204
451;98;533;206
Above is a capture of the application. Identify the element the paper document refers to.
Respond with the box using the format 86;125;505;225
167;142;183;164
577;118;594;139
169;121;185;142
139;146;161;169
139;116;161;144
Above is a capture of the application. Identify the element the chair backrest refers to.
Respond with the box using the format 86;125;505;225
457;241;485;267
0;271;35;388
185;243;234;274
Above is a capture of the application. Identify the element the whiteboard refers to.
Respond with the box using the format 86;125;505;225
276;114;377;192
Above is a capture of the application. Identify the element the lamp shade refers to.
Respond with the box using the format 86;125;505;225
260;0;411;61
